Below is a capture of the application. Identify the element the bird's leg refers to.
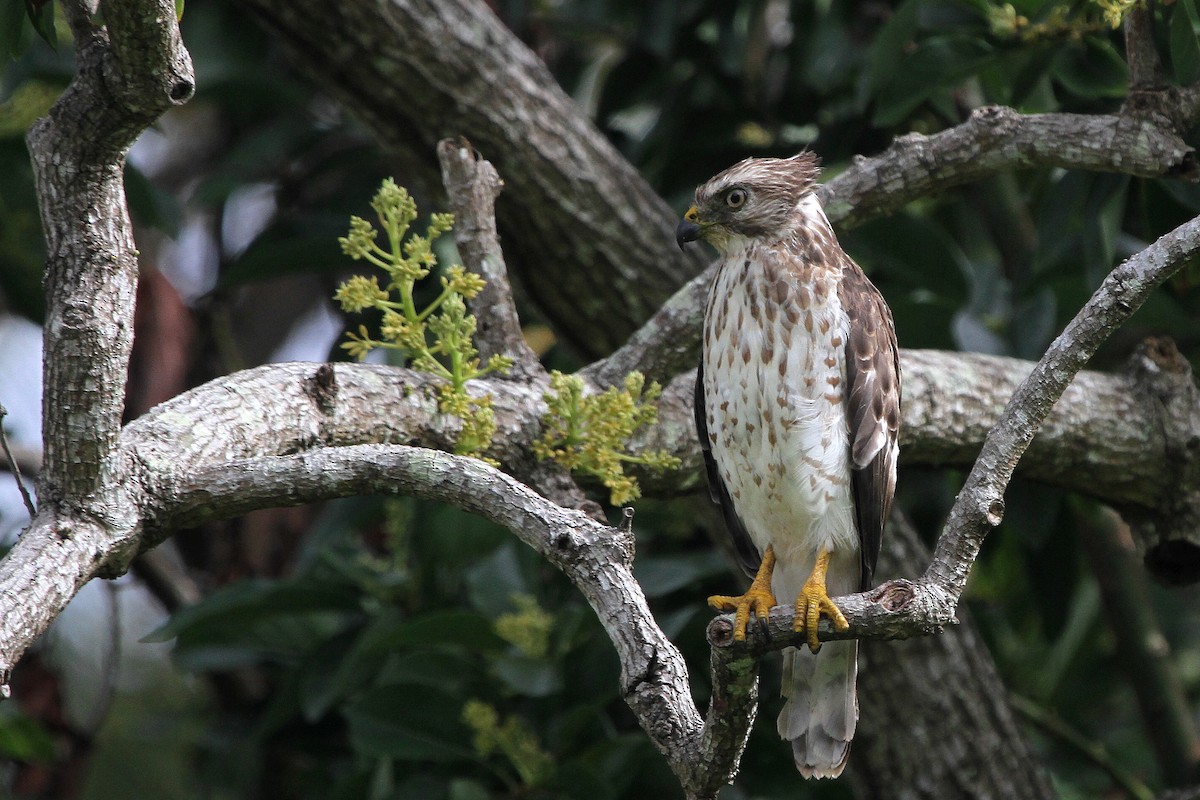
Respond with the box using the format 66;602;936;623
794;546;849;654
708;545;778;642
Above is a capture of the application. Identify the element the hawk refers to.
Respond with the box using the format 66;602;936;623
676;153;900;778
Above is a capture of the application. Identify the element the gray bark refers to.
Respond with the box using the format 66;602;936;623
8;0;1200;797
240;0;1197;361
243;0;711;359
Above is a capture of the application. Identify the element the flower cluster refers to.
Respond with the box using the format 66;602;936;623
534;371;681;506
461;699;552;787
334;179;511;458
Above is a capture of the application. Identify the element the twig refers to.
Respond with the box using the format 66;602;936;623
436;137;543;383
1124;3;1165;93
0;405;36;519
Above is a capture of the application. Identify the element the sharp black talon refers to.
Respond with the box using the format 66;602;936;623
757;614;770;638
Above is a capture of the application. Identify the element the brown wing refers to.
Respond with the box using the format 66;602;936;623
695;361;762;577
838;259;901;590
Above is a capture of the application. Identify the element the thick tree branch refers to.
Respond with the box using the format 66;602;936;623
244;0;711;358
26;0;193;501
240;0;1200;359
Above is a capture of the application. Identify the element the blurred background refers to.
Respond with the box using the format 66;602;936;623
2;0;1200;797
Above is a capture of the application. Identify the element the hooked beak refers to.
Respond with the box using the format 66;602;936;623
676;205;702;250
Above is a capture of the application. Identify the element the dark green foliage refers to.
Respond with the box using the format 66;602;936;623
3;0;1200;797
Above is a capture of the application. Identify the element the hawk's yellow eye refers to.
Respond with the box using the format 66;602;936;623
725;188;748;209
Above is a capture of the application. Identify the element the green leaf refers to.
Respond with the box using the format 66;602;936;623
872;35;994;127
1;0;27;61
491;653;562;697
343;685;477;762
300;609;503;720
1050;38;1128;98
0;710;55;762
633;551;728;598
143;579;360;643
448;779;491;800
26;0;55;49
860;0;920;105
1171;0;1200;85
465;543;532;615
376;650;484;693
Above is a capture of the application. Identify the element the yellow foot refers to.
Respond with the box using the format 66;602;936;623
709;545;777;641
793;547;849;653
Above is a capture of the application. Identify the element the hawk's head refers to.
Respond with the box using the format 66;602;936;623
676;152;820;252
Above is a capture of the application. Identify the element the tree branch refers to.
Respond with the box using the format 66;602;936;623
705;211;1200;655
819;105;1197;228
153;443;760;797
240;0;1200;360
1120;337;1200;581
433;139;603;516
26;0;193;502
926;213;1200;597
436;137;542;382
1124;2;1166;93
244;0;711;358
